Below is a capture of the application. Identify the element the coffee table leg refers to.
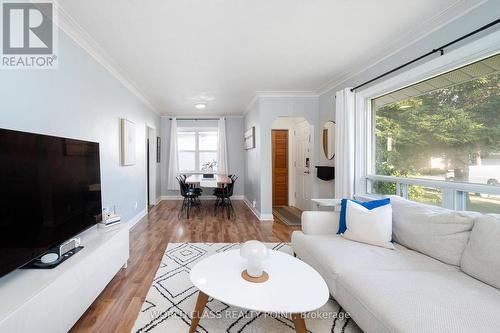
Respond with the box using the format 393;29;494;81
291;313;307;333
189;291;209;333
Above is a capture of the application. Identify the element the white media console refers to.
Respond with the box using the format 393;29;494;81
0;224;129;333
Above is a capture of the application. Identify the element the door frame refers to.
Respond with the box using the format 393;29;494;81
293;120;314;211
146;124;157;206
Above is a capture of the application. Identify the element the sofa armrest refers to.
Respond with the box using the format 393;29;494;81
301;211;340;235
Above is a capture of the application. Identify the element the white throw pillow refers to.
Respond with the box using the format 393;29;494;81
342;200;394;249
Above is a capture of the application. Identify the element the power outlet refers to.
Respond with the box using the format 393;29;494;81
252;200;256;208
134;201;138;210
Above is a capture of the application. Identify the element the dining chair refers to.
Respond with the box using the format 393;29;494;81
214;175;237;219
183;174;203;203
177;176;200;219
212;174;232;200
213;174;231;213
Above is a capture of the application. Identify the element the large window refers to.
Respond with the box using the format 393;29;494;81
370;53;500;213
178;128;218;172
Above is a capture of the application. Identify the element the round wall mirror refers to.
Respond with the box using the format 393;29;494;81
322;121;335;160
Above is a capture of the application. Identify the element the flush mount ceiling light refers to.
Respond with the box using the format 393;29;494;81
195;103;207;110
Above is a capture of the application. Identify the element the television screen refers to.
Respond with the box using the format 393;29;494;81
0;128;102;278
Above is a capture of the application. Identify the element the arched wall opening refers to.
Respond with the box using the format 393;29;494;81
270;117;314;224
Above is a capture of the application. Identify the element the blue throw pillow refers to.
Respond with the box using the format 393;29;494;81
338;198;391;234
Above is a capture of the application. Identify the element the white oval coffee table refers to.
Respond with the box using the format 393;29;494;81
189;249;329;333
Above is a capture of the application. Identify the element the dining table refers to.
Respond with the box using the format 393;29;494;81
184;174;234;218
185;174;232;186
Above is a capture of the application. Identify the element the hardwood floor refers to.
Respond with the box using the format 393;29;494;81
70;199;298;333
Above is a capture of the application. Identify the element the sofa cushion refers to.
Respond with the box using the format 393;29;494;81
461;214;500;290
336;270;500;333
291;231;456;295
389;195;477;266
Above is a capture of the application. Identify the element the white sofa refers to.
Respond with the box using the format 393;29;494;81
291;195;500;333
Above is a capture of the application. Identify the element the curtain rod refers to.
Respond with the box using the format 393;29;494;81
350;18;500;92
168;117;220;120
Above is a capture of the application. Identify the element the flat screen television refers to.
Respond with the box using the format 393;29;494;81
0;128;102;278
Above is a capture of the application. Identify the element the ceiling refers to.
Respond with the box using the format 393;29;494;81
56;0;484;115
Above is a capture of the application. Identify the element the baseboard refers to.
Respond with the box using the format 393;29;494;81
243;197;274;222
160;195;244;201
153;197;162;205
160;195;183;200
128;208;148;230
243;197;260;219
259;213;275;221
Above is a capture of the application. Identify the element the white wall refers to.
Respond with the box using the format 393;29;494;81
244;100;261;211
260;97;320;216
244;96;321;218
0;32;161;224
318;95;336;198
160;117;245;197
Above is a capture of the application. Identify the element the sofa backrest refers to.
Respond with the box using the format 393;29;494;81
389;196;478;266
461;214;500;290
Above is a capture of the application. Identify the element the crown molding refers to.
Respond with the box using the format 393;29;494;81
244;94;259;115
159;114;244;119
53;1;161;115
316;0;487;95
244;90;319;114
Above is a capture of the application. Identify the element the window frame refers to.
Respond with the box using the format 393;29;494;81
353;32;500;210
177;126;218;173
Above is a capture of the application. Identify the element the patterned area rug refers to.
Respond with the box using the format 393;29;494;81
132;243;361;333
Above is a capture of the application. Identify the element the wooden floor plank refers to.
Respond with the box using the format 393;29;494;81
70;200;297;333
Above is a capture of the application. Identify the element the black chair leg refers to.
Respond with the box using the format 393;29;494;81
178;198;186;219
214;197;220;216
228;198;236;219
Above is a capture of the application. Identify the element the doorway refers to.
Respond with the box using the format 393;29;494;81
146;126;157;207
271;117;313;226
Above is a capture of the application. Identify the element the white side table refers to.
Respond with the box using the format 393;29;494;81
189;249;329;333
311;198;342;208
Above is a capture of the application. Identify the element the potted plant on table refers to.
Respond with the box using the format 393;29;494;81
201;160;217;173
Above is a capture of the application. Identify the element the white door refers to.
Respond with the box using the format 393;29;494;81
294;121;312;211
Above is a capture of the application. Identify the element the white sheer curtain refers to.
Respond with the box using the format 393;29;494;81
167;118;179;190
335;88;355;199
217;117;228;174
